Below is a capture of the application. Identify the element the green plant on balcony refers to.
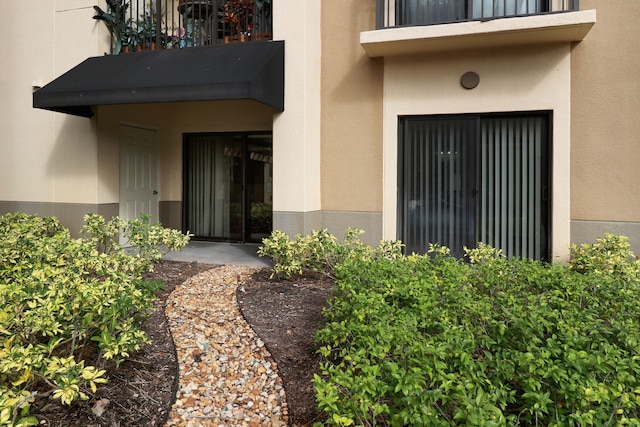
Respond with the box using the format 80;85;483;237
166;27;186;49
93;0;131;55
135;13;173;51
119;29;136;52
223;0;255;40
135;16;158;50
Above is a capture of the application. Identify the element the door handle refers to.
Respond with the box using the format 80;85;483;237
153;190;158;195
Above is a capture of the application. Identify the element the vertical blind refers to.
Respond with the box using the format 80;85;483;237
397;0;468;25
479;117;547;260
472;0;542;19
399;114;549;260
395;0;546;25
400;118;476;257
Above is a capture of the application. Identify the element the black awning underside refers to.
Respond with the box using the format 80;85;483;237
33;41;284;117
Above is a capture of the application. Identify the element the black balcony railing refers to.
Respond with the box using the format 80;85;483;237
375;0;579;29
96;0;272;54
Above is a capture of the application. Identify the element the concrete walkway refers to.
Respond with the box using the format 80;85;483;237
162;241;272;267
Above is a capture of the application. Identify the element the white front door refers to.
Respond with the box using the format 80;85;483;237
119;125;159;223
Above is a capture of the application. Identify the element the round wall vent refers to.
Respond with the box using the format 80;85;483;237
461;72;480;90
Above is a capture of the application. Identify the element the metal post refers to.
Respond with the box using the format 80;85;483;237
156;0;162;47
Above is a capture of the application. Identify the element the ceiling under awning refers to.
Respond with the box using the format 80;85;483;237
33;41;284;118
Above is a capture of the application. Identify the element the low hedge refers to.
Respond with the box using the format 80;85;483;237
283;233;640;426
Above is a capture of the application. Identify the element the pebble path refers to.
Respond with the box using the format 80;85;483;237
164;265;289;427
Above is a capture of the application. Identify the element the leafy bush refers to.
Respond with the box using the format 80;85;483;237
312;236;640;426
257;228;403;280
569;233;640;282
82;212;191;265
0;212;189;426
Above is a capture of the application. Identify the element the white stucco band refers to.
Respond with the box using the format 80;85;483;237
382;43;572;260
361;10;596;57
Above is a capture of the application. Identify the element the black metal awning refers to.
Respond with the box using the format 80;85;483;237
33;41;284;117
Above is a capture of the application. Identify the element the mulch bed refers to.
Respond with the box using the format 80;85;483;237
237;269;335;426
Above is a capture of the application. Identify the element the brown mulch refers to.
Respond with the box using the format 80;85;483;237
32;261;333;426
236;269;334;426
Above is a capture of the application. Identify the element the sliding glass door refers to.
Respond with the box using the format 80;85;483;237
183;133;273;242
398;113;550;260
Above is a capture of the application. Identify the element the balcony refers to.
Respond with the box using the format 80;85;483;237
33;0;282;117
361;0;595;57
95;0;272;54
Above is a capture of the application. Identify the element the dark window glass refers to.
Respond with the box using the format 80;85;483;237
395;0;550;25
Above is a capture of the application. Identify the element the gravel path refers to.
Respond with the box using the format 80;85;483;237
164;265;289;427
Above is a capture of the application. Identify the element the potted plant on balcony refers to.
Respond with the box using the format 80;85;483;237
135;16;158;50
134;14;174;51
120;31;134;53
166;27;187;49
223;0;255;43
93;0;131;55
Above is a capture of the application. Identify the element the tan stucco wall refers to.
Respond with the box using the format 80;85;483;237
97;101;275;204
0;0;106;204
320;0;383;212
382;44;573;259
571;0;640;223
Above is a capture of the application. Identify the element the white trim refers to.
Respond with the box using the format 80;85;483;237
361;9;595;57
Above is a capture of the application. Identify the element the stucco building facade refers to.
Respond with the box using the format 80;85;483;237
1;0;638;261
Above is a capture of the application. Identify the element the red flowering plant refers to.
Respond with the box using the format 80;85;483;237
223;0;255;37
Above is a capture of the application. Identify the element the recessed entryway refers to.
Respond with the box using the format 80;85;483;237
183;132;273;243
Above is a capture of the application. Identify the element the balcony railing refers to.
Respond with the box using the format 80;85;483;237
96;0;272;54
375;0;579;29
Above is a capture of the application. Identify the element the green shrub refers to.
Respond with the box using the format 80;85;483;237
257;228;404;280
569;233;640;282
313;237;640;426
0;212;189;426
